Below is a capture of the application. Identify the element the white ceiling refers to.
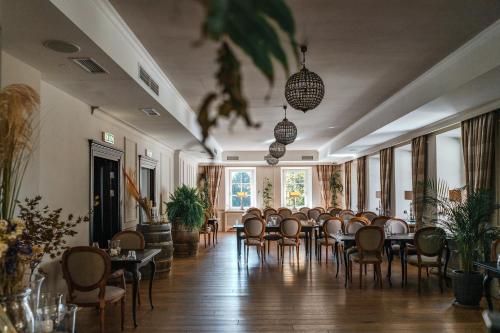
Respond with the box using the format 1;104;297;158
110;0;500;151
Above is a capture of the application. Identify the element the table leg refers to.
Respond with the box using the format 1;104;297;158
484;272;494;310
237;229;242;260
132;268;139;328
216;223;218;243
344;240;353;288
310;230;313;259
386;242;393;287
400;242;406;287
444;245;450;282
148;260;156;309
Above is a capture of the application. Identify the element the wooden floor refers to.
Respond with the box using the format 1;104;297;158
78;232;487;332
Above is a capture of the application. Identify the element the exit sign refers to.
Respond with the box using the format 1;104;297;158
145;149;153;158
102;132;115;145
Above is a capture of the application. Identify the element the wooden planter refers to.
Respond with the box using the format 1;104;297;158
136;223;174;279
171;220;199;257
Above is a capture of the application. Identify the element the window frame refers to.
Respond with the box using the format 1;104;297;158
280;167;312;208
225;167;256;210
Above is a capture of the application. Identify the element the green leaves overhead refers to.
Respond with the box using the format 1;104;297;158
197;0;298;151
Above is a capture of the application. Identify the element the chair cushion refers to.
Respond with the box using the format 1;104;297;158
72;286;125;304
317;237;336;245
264;234;281;241
406;254;441;265
350;252;381;263
346;247;358;256
245;238;264;246
278;238;298;246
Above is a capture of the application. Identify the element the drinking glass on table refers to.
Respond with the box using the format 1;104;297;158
91;242;100;248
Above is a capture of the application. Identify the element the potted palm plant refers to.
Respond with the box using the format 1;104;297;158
167;185;204;257
329;170;343;208
423;180;500;307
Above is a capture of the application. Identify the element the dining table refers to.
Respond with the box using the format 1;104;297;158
233;222;316;260
111;248;161;328
475;261;500;310
334;233;450;288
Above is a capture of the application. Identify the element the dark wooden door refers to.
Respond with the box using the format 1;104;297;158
92;156;120;247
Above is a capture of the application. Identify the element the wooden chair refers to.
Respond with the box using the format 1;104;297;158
247;207;262;218
371;216;391;228
317;213;332;224
277;207;293;218
340;211;356;229
346;217;368;234
291;212;308;222
62;246;126;332
278;218;301;264
263;207;277;220
313;206;326;213
199;218;214;248
329;208;342;216
357;211;378;223
299;207;310;215
404;227;446;293
317;217;343;271
340;209;354;215
264;214;283;255
491;239;500;261
243;216;266;264
349;226;385;288
308;208;322;222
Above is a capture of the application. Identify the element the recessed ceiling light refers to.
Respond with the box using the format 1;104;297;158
43;40;80;53
140;108;160;116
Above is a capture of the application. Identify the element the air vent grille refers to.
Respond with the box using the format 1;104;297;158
226;156;239;161
139;65;159;96
70;57;107;74
301;155;314;161
140;108;160;117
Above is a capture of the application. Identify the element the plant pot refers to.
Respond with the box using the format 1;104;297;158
137;223;174;279
452;270;483;307
171;220;200;257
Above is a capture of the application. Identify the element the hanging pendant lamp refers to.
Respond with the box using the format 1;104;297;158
274;105;297;145
269;141;286;159
285;46;325;112
264;154;279;166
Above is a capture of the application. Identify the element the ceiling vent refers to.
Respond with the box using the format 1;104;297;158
139;65;159;96
301;155;314;161
140;108;160;117
226;156;239;161
70;57;107;74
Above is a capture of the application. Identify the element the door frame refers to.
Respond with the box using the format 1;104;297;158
89;139;124;245
138;155;158;224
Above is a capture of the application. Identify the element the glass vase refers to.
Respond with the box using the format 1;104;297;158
0;289;35;333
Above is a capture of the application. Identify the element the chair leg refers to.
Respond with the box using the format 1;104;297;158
138;281;141;306
335;245;339;278
296;245;300;264
246;245;249;263
121;298;125;331
426;267;429;277
378;264;383;289
418;265;422;293
325;245;328;263
359;263;363;288
438;265;443;293
267;240;270;254
99;305;105;333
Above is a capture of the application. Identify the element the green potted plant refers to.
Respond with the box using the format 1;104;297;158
167;185;205;257
262;178;273;209
329;170;343;208
423;180;500;307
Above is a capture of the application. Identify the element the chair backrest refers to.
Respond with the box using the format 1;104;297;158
491;239;500;261
323;217;343;236
291;212;308;222
357;211;378;222
244;217;265;239
112;230;145;250
308;208;321;221
386;218;409;234
299;207;310;215
263;208;277;219
340;209;354;215
414;227;446;257
62;247;110;296
329;208;342;216
340;211;355;221
279;218;301;239
313;207;325;213
356;226;385;253
247;207;262;218
277;207;292;218
242;213;257;223
318;213;333;224
371;216;391;228
346;217;368;234
266;213;283;225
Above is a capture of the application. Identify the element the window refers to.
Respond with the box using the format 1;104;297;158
226;168;256;210
281;167;312;208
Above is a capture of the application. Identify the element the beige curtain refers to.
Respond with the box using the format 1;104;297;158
412;135;427;229
380;147;393;215
356;157;366;212
461;112;496;191
201;165;223;217
344;161;352;210
316;165;336;208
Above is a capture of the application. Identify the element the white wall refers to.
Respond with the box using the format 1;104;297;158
394;146;412;218
436;133;465;189
367;155;381;212
174;151;198;188
2;52;183;291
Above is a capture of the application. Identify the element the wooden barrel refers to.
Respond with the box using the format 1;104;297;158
136;223;174;279
171;220;200;257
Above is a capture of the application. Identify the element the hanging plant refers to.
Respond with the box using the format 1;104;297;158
262;177;273;208
197;0;298;152
329;170;343;207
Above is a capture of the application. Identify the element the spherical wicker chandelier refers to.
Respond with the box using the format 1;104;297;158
274;105;297;145
285;46;324;112
269;141;286;159
264;154;279;166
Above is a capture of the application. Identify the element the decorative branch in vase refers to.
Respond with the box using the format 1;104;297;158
329;169;343;208
123;168;154;223
262;178;273;209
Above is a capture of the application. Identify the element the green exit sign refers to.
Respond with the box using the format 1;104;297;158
102;132;115;145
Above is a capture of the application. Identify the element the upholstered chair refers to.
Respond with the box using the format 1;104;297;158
291;212;308;222
247;207;262;218
243;216;266;264
404;227;446;293
313;206;326;213
384;218;410;257
491;239;500;261
371;216;391;228
263;207;277;220
299;207;310;215
317;217;343;272
349;226;385;288
264;213;283;255
329;208;342;216
62;246;126;332
346;217;368;234
278;218;301;264
307;208;321;222
357;211;378;223
340;211;356;229
277;207;293;218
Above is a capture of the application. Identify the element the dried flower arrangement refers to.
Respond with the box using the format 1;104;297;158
123;168;153;222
